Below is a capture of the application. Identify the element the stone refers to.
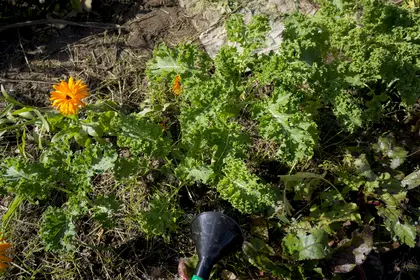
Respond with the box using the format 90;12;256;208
179;0;317;58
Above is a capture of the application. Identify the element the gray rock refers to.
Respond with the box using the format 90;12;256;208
179;0;317;58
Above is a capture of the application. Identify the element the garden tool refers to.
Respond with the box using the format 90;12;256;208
191;212;244;280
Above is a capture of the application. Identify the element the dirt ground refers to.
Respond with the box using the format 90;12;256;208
0;0;198;109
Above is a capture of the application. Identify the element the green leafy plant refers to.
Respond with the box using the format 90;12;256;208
1;0;420;278
217;157;279;214
137;192;183;242
39;207;78;253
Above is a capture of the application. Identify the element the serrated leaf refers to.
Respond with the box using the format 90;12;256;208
393;221;416;248
282;234;300;256
4;165;29;181
111;113;171;157
92;195;121;229
388;147;408;169
375;136;392;153
373;136;407;169
226;14;269;51
187;166;212;184
113;157;140;180
283;229;331;260
3;159;53;201
176;157;213;184
243;239;291;278
146;43;211;79
353;154;377;181
330;90;364;132
402;170;420;190
217;157;279;214
310;202;361;233
137;193;183;242
280;172;324;201
39;207;76;252
253;91;318;165
72;143;118;177
91;151;117;173
67;193;89;217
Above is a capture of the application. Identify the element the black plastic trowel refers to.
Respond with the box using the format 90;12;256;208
190;212;244;280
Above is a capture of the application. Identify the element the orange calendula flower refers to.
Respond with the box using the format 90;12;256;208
0;234;12;271
172;74;183;95
50;76;90;115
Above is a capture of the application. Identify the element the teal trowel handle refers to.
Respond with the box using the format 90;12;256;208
192;275;205;280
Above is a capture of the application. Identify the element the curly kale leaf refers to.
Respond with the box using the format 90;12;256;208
282;13;331;65
326;0;420;105
92;195;121;229
329;90;364;132
214;46;242;83
49;143;116;192
277;0;420;129
178;78;250;179
217;157;279;214
253;91;318;165
175;157;214;184
226;14;270;51
137;193;183;242
111;113;171;157
146;43;212;80
222;15;270;77
2;158;53;202
2;142;117;201
72;143;117;176
39;207;77;252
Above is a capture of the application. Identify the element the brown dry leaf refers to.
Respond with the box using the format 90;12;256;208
331;226;373;273
220;269;237;280
250;216;269;241
97;227;104;243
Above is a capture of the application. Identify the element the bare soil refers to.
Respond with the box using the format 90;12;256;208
0;0;197;109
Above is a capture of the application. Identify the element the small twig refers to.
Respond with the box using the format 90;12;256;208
0;18;125;33
160;8;170;15
11;262;31;275
408;146;420;157
0;77;53;84
67;44;76;66
17;29;32;72
126;13;157;26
